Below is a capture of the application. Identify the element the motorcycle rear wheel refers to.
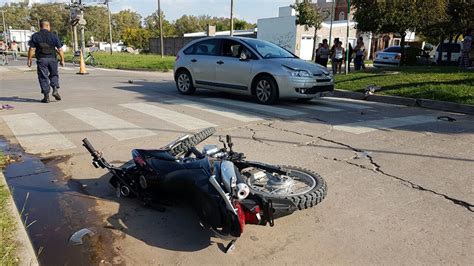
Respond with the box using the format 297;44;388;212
242;165;327;210
169;127;216;156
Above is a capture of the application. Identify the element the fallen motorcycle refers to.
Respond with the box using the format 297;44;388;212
82;127;327;253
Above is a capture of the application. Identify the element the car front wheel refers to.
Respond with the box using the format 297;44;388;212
254;75;279;104
176;70;196;95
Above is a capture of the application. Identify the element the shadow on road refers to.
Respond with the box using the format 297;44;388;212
77;168;219;253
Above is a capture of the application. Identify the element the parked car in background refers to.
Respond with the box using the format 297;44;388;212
173;37;334;104
374;46;402;67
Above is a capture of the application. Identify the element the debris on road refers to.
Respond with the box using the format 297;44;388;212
68;228;95;246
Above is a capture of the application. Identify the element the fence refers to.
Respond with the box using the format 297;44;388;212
149;37;202;56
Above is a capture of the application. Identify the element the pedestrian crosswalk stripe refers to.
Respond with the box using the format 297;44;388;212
0;67;9;72
65;107;156;141
294;103;342;112
204;98;305;117
60;67;75;71
15;67;33;72
1;113;76;154
333;115;436;134
167;99;266;122
312;99;372;110
121;102;217;130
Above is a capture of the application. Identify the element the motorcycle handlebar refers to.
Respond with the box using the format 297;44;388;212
82;138;97;155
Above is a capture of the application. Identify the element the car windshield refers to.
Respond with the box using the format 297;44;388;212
243;39;295;59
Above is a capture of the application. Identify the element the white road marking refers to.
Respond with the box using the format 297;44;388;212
204;98;305;117
312;99;372;110
60;67;76;71
121;103;217;130
65;107;156;141
1;113;76;154
167;99;266;122
334;115;436;134
295;103;342;112
325;97;401;107
15;67;33;72
0;66;9;73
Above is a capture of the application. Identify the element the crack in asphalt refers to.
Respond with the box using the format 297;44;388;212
244;126;272;146
317;136;474;213
264;124;474;213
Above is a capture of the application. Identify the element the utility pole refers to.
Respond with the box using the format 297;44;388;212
106;0;113;54
1;10;7;41
158;0;164;57
328;0;335;47
230;0;234;36
345;0;350;75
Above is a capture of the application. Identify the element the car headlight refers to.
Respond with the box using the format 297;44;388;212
289;69;312;77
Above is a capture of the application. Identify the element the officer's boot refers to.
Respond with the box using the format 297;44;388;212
41;93;50;103
52;86;62;101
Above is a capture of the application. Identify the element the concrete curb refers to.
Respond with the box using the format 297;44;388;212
0;172;39;266
333;90;474;115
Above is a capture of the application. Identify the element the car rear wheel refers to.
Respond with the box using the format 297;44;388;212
176;70;196;95
254;75;278;104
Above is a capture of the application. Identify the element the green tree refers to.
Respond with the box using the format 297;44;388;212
1;2;32;32
292;0;324;61
112;9;142;40
352;0;446;64
419;0;474;63
83;6;110;43
122;27;151;50
144;11;177;37
28;3;70;44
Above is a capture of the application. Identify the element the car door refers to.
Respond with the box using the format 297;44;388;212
214;39;255;93
186;39;221;87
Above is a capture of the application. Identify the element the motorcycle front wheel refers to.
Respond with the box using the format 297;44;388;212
241;165;327;210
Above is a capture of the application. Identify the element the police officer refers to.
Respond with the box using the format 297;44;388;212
27;19;65;103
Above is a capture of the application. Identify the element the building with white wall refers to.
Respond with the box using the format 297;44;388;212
257;6;359;60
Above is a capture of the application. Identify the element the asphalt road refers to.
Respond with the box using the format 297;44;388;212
1;60;473;265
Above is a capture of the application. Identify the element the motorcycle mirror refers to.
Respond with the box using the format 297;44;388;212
219;135;228;150
226;135;233;151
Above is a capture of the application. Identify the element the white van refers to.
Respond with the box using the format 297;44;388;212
431;42;462;63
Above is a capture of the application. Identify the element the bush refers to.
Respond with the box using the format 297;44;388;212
405;46;422;65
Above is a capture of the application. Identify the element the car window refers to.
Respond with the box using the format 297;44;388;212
221;39;243;58
243;38;296;59
184;39;220;56
383;46;401;53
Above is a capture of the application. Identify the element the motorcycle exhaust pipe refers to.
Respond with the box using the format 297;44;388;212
236;183;250;200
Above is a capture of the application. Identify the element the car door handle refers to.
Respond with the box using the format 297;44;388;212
191;59;197;63
216;61;224;65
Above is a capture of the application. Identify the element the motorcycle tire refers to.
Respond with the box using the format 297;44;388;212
243;165;327;210
169;127;216;157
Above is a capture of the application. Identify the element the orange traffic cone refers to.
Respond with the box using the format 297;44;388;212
76;50;88;75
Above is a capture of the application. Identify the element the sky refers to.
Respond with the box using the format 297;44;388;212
0;0;297;23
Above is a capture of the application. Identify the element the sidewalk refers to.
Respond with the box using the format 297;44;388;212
0;172;38;266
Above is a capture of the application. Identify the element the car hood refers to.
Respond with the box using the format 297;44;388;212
273;58;330;75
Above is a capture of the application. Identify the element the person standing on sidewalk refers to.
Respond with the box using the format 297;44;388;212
318;39;330;67
10;41;19;61
460;28;472;70
0;39;8;65
27;19;65;103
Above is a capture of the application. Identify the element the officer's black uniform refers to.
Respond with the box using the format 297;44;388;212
29;29;62;95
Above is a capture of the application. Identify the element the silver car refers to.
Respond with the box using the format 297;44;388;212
173;37;334;104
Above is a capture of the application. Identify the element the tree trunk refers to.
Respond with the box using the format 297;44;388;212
437;36;444;65
312;28;318;61
400;32;406;65
447;35;453;63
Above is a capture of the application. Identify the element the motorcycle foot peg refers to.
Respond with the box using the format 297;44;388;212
225;240;237;254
